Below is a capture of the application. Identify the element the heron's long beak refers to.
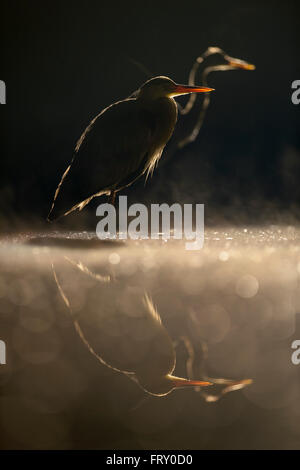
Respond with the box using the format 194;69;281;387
169;375;213;388
228;58;256;70
171;84;214;97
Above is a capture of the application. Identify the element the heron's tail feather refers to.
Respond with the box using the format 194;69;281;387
47;153;109;221
47;197;88;222
47;161;74;221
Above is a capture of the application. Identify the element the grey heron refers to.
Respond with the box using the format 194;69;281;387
47;77;213;221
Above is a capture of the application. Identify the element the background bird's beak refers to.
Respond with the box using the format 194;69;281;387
228;58;256;70
171;84;214;97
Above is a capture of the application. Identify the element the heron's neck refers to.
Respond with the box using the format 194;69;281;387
140;96;177;127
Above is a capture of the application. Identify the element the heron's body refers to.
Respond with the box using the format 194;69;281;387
47;76;212;221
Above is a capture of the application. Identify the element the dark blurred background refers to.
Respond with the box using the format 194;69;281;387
1;0;300;228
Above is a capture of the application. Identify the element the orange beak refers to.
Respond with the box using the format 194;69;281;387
170;375;213;388
171;84;214;97
228;58;256;71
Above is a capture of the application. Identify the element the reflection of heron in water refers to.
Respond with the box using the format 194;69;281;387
52;258;212;396
180;336;252;403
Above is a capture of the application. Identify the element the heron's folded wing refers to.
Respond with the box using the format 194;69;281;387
50;98;155;218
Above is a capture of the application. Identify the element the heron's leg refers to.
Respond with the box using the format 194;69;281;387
108;190;116;206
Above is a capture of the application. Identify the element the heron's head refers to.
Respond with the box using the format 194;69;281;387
137;76;214;101
199;46;255;73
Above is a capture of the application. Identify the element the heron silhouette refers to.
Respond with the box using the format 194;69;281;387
47;77;213;221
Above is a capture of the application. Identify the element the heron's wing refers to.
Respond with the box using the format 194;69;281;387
55;256;176;379
132;294;176;377
52;262;135;376
48;98;155;220
64;256;111;284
